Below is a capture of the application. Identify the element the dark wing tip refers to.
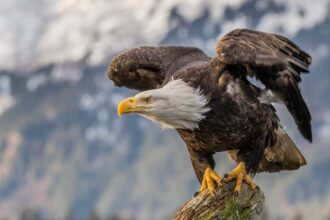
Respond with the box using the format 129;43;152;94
299;119;313;142
289;88;313;142
294;87;312;142
299;121;313;142
274;71;312;143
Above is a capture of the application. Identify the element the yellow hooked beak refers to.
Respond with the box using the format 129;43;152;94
117;97;136;117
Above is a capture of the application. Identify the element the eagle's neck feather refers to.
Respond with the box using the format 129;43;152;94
139;79;210;130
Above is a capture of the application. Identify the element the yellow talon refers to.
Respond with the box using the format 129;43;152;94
224;162;257;193
199;167;222;195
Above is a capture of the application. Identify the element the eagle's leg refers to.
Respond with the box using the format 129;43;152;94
224;162;256;193
199;167;222;195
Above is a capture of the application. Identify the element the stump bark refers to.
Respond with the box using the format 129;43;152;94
172;180;265;220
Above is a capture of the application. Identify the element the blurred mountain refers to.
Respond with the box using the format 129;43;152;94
0;0;330;219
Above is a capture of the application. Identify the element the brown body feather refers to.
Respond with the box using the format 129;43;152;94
108;29;312;182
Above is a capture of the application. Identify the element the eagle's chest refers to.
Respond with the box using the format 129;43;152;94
177;93;272;153
177;128;235;153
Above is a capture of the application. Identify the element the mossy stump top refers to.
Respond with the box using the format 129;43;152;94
172;180;265;220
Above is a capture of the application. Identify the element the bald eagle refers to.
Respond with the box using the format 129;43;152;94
108;29;312;193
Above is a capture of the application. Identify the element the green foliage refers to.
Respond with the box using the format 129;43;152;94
221;195;254;220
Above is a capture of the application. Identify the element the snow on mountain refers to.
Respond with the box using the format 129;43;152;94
1;0;329;71
256;0;329;35
0;0;245;71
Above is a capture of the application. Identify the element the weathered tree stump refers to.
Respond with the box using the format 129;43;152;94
172;180;265;220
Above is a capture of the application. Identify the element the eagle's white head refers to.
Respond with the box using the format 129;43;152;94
117;79;210;130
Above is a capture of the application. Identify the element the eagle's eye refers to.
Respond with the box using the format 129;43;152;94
144;96;152;103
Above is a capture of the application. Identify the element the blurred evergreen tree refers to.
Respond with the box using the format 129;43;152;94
89;209;100;220
19;209;41;220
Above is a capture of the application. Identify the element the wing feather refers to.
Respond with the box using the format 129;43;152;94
216;29;312;141
108;46;208;91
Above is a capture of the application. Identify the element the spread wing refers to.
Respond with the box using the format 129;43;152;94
108;46;208;91
216;29;312;142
